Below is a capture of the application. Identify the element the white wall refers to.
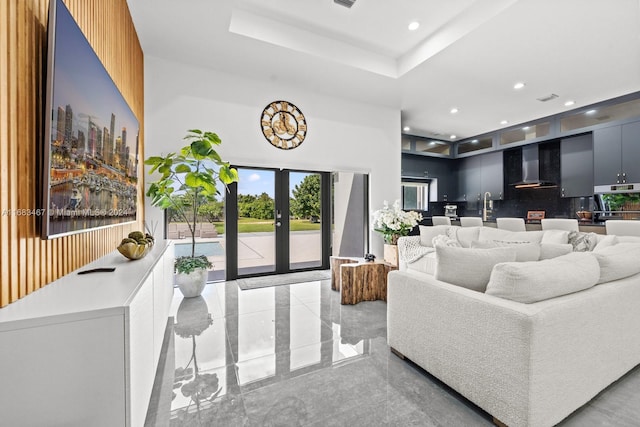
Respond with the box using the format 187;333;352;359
143;55;401;257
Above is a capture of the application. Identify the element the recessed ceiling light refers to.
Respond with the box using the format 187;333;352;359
564;100;575;107
429;141;436;145
450;135;457;140
408;21;420;31
513;82;526;90
403;126;410;132
500;120;508;125
586;109;597;115
471;139;479;144
450;108;459;114
522;126;530;130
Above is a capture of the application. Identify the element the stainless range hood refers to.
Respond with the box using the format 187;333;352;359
512;145;557;189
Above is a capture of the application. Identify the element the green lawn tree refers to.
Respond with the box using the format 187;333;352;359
290;174;320;221
238;193;274;219
198;199;224;223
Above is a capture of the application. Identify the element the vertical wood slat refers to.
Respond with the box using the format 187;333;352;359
8;0;19;303
0;0;144;307
0;0;10;306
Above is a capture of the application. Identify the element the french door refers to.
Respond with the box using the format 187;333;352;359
225;167;331;279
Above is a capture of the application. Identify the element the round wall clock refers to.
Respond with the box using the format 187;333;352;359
260;100;307;150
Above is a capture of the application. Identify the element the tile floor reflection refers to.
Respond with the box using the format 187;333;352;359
145;278;640;427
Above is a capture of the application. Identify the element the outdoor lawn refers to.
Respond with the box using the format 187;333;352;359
209;218;321;234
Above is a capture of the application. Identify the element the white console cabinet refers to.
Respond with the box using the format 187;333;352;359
0;240;174;427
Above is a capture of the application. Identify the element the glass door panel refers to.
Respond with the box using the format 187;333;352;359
236;168;276;276
227;167;330;279
289;171;322;270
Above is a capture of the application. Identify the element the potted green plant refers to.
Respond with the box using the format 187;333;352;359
145;129;238;297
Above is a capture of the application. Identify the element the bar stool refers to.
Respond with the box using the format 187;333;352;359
460;217;483;227
605;220;640;236
431;216;452;226
496;217;526;232
541;218;579;232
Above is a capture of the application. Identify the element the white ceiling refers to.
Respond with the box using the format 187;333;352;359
127;0;640;141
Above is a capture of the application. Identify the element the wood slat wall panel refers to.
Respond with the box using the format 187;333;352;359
0;0;144;307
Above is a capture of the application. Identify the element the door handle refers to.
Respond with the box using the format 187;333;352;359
275;221;282;227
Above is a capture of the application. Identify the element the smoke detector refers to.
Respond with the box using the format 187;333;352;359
334;0;356;8
536;93;559;102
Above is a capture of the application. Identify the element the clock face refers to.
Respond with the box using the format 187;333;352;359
261;101;307;150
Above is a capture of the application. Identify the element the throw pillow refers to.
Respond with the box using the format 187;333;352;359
568;231;598;252
541;229;570;245
593;235;618;252
407;252;437;275
419;225;451;247
451;226;481;248
434;246;516;292
471;240;541;262
485;252;600;303
539;243;573;260
478;227;545;244
432;234;462;248
591;243;640;284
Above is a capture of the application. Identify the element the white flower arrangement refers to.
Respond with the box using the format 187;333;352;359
372;200;423;244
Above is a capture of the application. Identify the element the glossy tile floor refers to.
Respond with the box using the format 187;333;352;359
145;277;640;426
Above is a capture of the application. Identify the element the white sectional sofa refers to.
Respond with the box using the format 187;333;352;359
388;225;640;427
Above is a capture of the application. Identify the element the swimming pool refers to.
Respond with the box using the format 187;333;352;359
174;241;224;257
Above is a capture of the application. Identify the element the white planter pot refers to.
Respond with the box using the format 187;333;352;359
175;268;208;298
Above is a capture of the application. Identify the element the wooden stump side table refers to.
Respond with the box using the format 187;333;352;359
340;261;397;305
329;256;359;291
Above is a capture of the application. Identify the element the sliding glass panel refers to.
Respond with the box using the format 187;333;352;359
237;168;276;275
289;171;322;270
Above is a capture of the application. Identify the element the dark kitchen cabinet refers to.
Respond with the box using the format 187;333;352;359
594;121;640;185
622;121;640;183
560;134;593;197
456;156;481;204
481;151;504;200
456;152;503;202
401;154;456;201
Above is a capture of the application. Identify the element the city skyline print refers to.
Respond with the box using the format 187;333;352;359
42;0;139;238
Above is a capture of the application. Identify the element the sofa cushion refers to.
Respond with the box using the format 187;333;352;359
471;240;540;262
539;243;573;260
435;246;516;292
478;227;545;244
617;235;640;244
568;231;598;252
485;252;600;303
541;229;570;244
592;243;640;284
419;225;450;247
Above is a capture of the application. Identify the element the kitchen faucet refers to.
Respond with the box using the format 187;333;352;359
483;192;493;221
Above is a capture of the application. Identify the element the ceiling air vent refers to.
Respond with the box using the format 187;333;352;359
536;93;559;102
334;0;356;8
